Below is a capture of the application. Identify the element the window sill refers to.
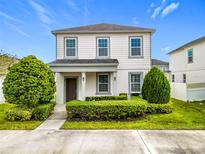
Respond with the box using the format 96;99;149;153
95;92;112;95
64;56;78;59
96;56;110;59
128;56;144;59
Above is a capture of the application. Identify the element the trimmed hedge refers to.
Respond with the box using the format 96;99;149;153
142;67;170;104
32;103;55;120
85;95;127;101
146;102;173;114
6;107;32;121
66;100;147;120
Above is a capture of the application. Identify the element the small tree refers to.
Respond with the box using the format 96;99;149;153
142;67;170;104
3;55;55;108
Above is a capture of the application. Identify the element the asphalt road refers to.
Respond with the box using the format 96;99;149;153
0;130;204;154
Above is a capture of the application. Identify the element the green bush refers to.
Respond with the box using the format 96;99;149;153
142;67;170;104
146;102;173;114
119;93;128;96
32;103;55;120
85;95;127;101
6;107;32;121
3;55;56;108
66;100;147;120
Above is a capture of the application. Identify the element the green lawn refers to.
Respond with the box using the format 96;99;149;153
62;98;205;129
0;103;42;130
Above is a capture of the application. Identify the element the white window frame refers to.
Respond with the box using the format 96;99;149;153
172;74;175;82
183;74;186;83
64;37;77;58
129;36;143;57
187;48;193;64
97;73;110;93
129;72;142;93
96;37;109;58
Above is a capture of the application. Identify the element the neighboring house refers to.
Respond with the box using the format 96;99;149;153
49;23;155;104
168;36;205;101
151;59;170;81
0;52;18;103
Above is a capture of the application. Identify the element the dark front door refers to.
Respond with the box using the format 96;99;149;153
66;78;77;101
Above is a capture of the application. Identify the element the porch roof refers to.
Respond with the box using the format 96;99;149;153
49;59;119;66
49;59;119;72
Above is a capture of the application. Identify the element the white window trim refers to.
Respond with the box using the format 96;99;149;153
129;72;143;93
97;73;110;94
96;37;110;58
64;37;77;58
129;36;143;57
187;48;193;64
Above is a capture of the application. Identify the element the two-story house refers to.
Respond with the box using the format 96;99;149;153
49;23;155;104
168;36;205;101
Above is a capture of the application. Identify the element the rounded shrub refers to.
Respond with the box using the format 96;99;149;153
3;55;55;108
142;67;170;104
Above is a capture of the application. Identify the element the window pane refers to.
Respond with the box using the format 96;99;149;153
66;39;75;47
99;48;108;56
131;83;140;92
98;39;108;47
99;84;108;92
66;48;75;56
131;74;140;82
188;50;193;57
131;48;141;56
131;38;141;47
99;75;108;83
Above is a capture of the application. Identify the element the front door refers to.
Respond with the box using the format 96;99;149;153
66;78;77;101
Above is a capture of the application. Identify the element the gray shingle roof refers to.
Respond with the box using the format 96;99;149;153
49;59;119;66
168;36;205;54
151;59;169;66
52;23;155;34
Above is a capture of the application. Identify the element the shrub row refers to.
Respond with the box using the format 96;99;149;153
85;94;127;101
66;100;147;120
6;103;55;121
146;102;173;114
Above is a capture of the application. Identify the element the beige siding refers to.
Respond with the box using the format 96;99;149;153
56;33;151;70
170;41;205;83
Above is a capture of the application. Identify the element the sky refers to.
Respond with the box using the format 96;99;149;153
0;0;205;63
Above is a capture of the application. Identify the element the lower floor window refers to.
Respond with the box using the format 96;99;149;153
98;73;109;93
130;73;142;93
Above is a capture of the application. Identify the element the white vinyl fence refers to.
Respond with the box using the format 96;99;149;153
171;82;205;102
0;75;5;103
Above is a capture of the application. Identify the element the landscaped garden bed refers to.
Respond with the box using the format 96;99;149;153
62;98;205;129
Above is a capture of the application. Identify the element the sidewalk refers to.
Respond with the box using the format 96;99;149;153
35;104;67;130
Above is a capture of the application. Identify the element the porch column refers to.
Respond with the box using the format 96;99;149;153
55;72;64;104
113;72;117;96
81;72;86;100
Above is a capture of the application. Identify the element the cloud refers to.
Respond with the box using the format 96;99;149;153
161;46;171;52
147;2;155;13
4;22;31;38
161;2;180;17
28;0;52;25
132;17;139;26
151;6;162;19
0;10;21;23
67;0;80;11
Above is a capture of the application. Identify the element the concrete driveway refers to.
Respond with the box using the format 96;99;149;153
0;130;205;154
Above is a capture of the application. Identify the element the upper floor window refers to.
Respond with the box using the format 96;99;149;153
97;37;109;57
129;37;142;57
183;74;186;83
187;49;193;63
65;38;77;57
129;73;142;93
172;74;175;82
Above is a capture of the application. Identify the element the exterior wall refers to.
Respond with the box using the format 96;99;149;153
0;75;5;103
56;32;151;70
169;41;205;83
171;82;187;101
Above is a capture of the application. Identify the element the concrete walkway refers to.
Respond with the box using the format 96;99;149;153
0;130;204;154
35;104;67;130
